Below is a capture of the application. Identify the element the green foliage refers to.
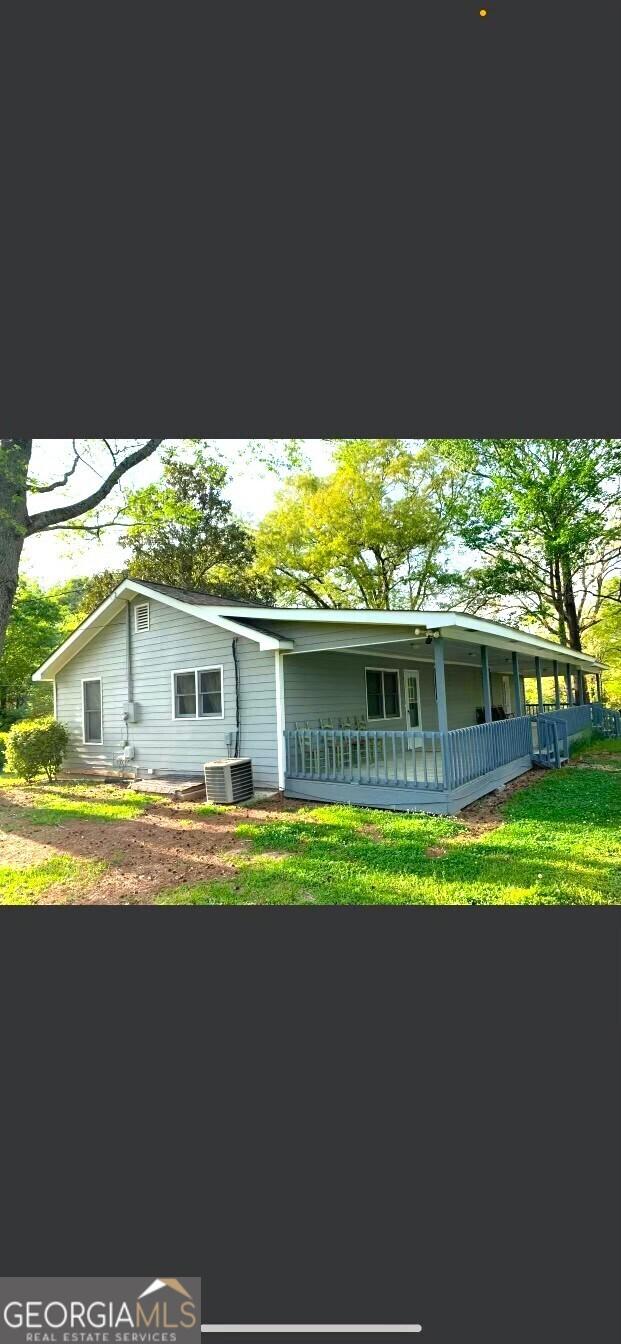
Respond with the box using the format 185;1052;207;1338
582;580;621;704
0;579;71;725
255;439;465;608
436;439;621;652
157;764;621;905
5;716;69;782
117;448;274;602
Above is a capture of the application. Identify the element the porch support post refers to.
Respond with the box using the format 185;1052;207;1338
535;656;544;712
480;644;492;723
433;634;449;734
553;659;561;710
565;663;573;706
576;669;584;704
596;672;602;703
433;634;451;791
512;651;522;717
274;650;286;789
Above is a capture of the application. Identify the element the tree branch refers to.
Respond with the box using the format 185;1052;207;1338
28;442;81;494
25;439;164;535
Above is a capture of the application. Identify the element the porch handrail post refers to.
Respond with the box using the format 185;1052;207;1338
553;659;561;710
433;634;451;789
480;644;492;723
565;663;573;707
512;650;522;717
535;656;544;712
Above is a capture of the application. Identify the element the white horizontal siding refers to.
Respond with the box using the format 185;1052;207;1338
55;610;127;771
283;652;518;733
54;597;279;788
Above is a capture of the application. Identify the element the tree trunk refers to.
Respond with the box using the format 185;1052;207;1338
552;557;567;643
560;553;589;701
0;441;31;657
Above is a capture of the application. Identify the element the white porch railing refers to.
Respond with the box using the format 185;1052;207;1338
284;703;620;795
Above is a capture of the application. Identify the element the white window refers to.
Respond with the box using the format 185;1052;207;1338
82;678;103;743
365;667;401;720
134;602;150;632
172;666;224;719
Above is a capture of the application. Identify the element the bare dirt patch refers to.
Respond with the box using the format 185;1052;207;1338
458;767;543;835
425;845;448;859
0;791;311;906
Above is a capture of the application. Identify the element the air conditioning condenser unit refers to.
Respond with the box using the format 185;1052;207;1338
204;757;254;804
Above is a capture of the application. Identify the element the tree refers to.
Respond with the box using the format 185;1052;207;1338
254;439;464;608
0;438;164;656
582;580;621;705
114;449;274;602
0;580;70;725
439;439;621;656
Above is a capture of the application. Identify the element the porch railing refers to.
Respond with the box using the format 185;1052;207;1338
591;703;621;736
445;715;532;788
542;703;593;735
284;703;619;795
285;727;446;790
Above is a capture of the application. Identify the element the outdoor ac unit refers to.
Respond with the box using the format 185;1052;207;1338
204;757;254;805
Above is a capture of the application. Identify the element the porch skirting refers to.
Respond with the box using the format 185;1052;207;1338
285;754;534;815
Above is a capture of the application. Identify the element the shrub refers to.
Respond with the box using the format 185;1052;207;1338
0;731;8;774
5;717;69;783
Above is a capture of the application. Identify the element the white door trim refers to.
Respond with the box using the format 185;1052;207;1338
405;669;422;730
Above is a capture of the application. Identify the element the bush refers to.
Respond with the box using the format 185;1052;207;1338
5;717;69;783
0;731;8;774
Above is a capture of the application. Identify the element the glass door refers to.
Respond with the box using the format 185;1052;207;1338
405;670;422;729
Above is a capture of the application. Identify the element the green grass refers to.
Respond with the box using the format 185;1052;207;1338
0;779;154;826
571;735;621;764
156;764;621;905
0;855;106;905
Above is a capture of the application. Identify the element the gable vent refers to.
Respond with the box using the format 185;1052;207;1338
134;602;150;632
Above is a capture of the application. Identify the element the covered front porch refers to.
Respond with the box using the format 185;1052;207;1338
280;620;614;813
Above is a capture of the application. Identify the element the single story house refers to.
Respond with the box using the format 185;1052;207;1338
33;579;619;814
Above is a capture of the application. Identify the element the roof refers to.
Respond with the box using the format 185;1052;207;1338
131;579;255;607
32;578;606;681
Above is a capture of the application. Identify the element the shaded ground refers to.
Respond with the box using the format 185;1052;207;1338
0;735;619;905
0;781;299;904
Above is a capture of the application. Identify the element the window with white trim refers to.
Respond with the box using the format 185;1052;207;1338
365;667;401;720
172;666;224;719
134;602;150;632
83;678;103;743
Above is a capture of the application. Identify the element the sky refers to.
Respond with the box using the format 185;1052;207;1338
22;439;333;587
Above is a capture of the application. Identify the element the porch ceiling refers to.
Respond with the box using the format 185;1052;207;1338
288;637;597;679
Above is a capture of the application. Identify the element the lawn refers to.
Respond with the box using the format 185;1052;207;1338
157;741;621;906
0;778;153;826
0;855;105;905
0;743;619;905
